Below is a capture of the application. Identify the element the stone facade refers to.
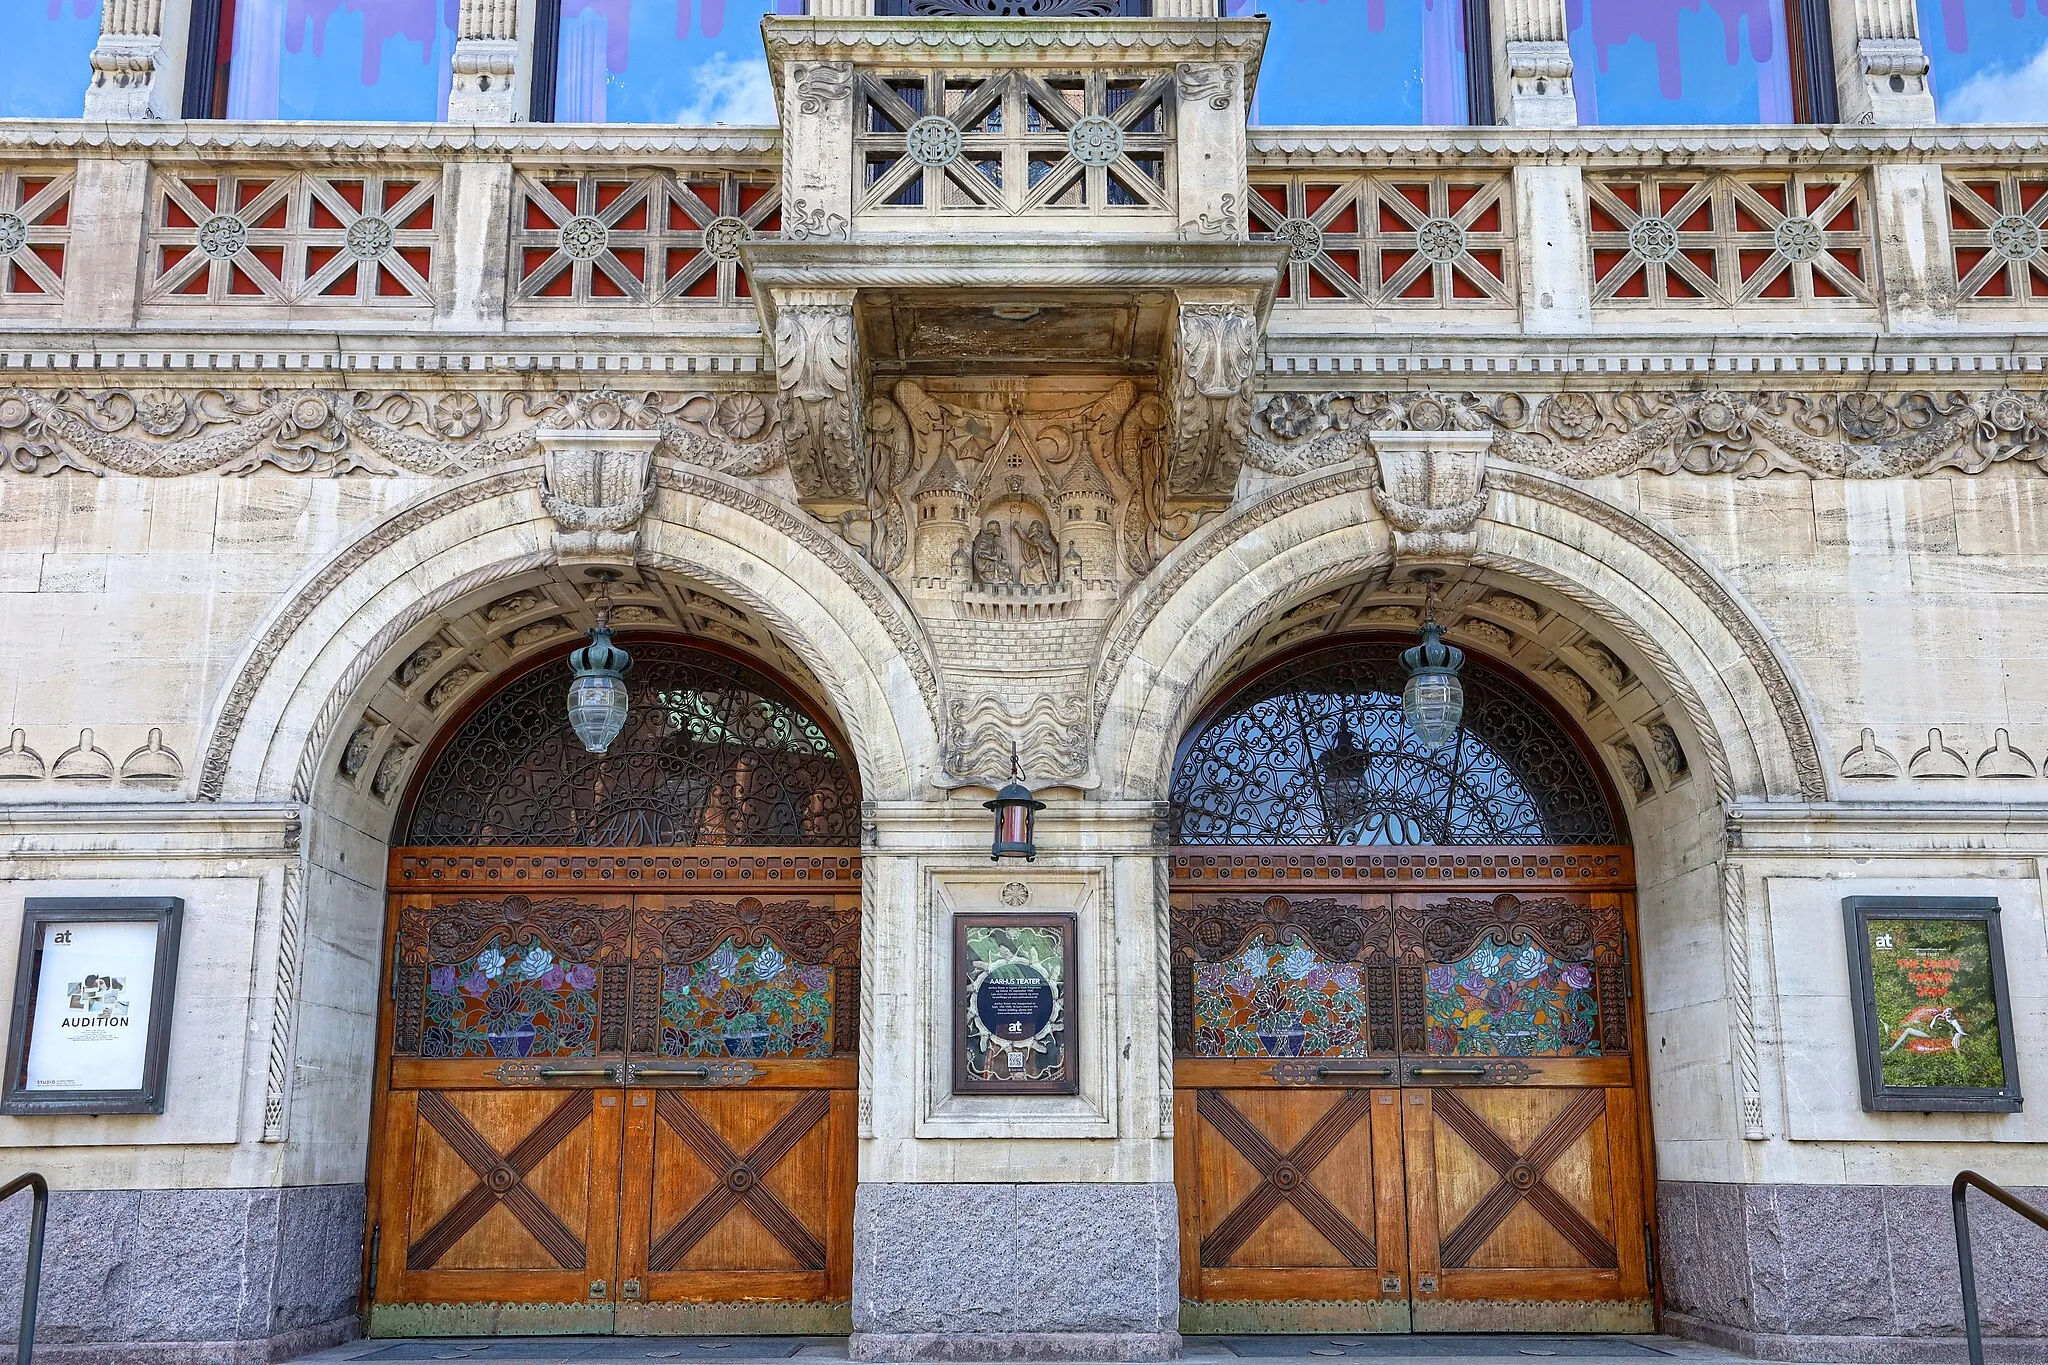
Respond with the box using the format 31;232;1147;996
0;0;2045;1361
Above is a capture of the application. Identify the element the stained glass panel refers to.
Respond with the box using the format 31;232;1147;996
1170;642;1618;847
1193;934;1374;1057
420;938;602;1058
1224;0;1472;126
4;0;99;118
660;936;834;1057
1917;0;2048;122
221;0;458;121
1564;0;1795;125
1424;936;1600;1057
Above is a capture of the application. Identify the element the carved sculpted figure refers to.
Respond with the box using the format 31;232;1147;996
1018;519;1061;585
971;519;1013;585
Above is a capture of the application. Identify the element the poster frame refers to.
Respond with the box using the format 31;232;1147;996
1;897;184;1116
1843;895;2023;1114
952;911;1079;1097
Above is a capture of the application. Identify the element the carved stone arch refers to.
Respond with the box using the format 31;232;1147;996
199;463;940;811
1094;462;1825;806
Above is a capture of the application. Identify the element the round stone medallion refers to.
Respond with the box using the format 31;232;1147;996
559;214;610;262
1415;217;1467;264
1990;213;2044;263
1067;115;1125;168
1626;215;1679;264
196;213;250;261
0;212;25;257
344;215;395;261
702;215;752;262
1277;217;1323;263
904;115;963;169
1772;216;1824;263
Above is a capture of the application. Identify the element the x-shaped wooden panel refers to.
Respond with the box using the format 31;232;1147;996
409;1090;591;1272
1196;1089;1378;1268
1432;1089;1617;1270
649;1090;831;1272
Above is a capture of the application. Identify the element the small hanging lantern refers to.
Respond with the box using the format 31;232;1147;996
984;744;1046;862
1400;571;1465;751
566;571;634;755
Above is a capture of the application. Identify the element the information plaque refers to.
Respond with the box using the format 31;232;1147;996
2;897;183;1116
1843;896;2022;1114
953;912;1077;1096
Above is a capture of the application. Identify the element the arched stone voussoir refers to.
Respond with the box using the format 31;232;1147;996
199;465;940;810
1094;465;1825;806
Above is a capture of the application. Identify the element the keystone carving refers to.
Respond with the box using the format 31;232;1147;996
537;428;660;567
1370;430;1491;566
1168;300;1259;501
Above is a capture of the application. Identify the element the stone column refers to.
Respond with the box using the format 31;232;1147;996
448;0;523;122
57;158;151;328
83;0;172;120
1828;0;1937;125
780;59;859;240
1153;0;1222;16
1489;0;1576;129
438;158;516;328
853;804;1179;1363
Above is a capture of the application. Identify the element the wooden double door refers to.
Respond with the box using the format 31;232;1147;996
1172;851;1655;1334
366;850;859;1336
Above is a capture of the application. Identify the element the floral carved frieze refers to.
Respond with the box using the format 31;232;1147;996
0;386;783;478
1243;387;2048;480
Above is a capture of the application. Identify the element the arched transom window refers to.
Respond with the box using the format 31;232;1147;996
1170;640;1620;847
403;641;859;848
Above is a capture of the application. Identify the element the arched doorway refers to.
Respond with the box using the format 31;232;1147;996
365;637;862;1336
1169;636;1653;1334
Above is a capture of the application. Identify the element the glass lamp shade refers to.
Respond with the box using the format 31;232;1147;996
984;781;1046;861
1399;620;1466;751
566;625;634;755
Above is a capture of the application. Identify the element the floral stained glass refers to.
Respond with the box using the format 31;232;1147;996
422;939;600;1058
661;937;833;1058
1194;935;1374;1058
1425;937;1599;1057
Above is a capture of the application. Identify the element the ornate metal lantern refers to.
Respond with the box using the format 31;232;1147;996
1400;573;1465;751
566;573;634;755
984;746;1046;861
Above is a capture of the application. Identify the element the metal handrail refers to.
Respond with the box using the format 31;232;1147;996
1953;1170;2048;1365
0;1174;46;1365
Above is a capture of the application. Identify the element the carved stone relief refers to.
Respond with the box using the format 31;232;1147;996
1167;301;1258;501
773;299;864;507
1369;430;1491;566
537;429;659;567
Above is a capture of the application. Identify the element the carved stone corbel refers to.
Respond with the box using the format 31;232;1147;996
537;429;659;568
771;291;866;514
1166;297;1259;504
82;0;170;119
1370;430;1491;567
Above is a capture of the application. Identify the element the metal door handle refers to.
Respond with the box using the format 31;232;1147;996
627;1063;710;1083
538;1064;622;1081
1411;1066;1487;1076
1315;1066;1395;1079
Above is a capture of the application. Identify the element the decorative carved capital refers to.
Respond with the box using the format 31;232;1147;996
1841;37;1936;125
1167;298;1259;501
83;34;169;120
537;428;659;567
772;295;865;509
448;38;523;123
1369;430;1491;566
1500;40;1577;129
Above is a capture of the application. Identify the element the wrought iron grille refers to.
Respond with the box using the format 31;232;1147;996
873;1;1152;15
404;643;859;848
1170;642;1618;847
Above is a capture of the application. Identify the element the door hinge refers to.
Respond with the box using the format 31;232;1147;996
366;1223;380;1299
1622;930;1635;1000
1644;1220;1657;1287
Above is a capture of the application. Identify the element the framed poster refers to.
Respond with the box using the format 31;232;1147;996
2;898;183;1116
954;912;1077;1096
1843;896;2022;1113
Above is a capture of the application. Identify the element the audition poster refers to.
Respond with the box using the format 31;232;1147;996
22;918;162;1094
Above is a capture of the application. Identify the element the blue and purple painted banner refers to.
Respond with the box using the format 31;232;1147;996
5;0;102;119
224;0;458;120
1565;0;1793;124
1919;0;2048;121
1224;0;1471;126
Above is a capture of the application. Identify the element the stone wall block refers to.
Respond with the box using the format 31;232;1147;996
0;1188;141;1344
1655;1182;1758;1333
1513;164;1593;332
1871;162;1957;330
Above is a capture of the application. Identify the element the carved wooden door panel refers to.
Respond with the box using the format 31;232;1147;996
370;890;634;1332
1171;889;1414;1332
615;892;858;1332
1394;890;1653;1332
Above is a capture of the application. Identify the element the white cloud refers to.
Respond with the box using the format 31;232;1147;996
671;51;777;126
1944;38;2048;123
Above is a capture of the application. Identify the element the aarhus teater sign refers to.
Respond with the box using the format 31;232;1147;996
3;898;183;1115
